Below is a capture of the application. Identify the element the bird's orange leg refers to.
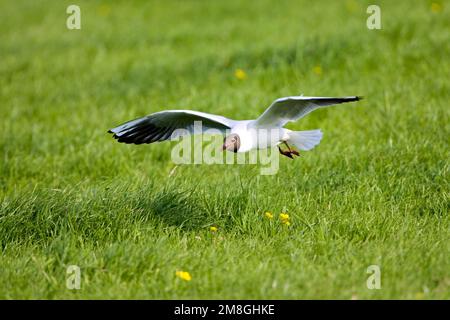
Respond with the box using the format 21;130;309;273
283;141;300;157
278;146;294;159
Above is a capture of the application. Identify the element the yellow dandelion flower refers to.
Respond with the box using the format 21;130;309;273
279;213;290;221
176;270;192;281
313;65;322;76
234;68;247;80
210;226;218;232
431;3;442;13
282;220;291;226
264;212;274;219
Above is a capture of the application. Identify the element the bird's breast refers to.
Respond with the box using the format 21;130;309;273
231;123;285;152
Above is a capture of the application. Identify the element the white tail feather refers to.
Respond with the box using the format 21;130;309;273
288;129;323;151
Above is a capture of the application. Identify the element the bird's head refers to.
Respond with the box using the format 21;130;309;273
222;133;240;153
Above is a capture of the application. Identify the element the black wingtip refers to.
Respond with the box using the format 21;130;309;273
356;96;364;101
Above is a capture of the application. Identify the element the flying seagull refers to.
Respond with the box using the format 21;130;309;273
108;95;362;158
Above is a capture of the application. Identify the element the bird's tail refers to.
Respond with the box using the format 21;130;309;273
287;129;323;151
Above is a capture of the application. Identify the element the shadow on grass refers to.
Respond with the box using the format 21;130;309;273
131;181;253;232
132;188;210;230
0;181;252;247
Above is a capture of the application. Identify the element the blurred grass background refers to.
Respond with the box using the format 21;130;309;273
0;0;449;299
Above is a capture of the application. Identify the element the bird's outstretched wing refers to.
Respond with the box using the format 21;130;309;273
253;96;362;128
108;110;236;144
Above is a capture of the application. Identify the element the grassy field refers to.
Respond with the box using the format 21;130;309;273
0;0;449;299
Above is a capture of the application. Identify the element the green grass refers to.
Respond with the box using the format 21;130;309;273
0;0;449;299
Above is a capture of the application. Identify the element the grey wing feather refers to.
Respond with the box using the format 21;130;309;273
108;110;235;145
253;96;362;128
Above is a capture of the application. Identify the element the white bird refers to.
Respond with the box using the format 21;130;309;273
108;95;361;158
